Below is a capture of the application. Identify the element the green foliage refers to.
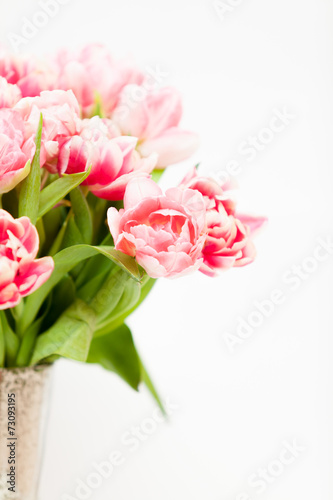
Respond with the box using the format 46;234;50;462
87;323;141;390
30;300;96;365
1;112;160;400
18;114;43;224
38;169;91;219
18;244;142;334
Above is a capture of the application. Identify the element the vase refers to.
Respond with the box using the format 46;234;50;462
0;365;53;500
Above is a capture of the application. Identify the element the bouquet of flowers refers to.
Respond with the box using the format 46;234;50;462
0;43;265;401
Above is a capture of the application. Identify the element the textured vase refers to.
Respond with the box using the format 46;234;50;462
0;365;53;500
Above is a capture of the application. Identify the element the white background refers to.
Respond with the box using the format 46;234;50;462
1;0;333;498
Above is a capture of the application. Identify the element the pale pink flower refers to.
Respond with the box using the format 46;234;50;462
112;86;199;167
14;90;81;170
0;77;21;108
0;210;54;310
0;109;35;193
0;48;56;97
108;177;207;278
180;168;266;277
54;44;145;117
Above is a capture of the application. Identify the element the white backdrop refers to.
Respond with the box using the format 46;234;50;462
1;0;333;498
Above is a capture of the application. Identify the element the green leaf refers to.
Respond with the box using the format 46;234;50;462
18;114;43;224
87;323;141;390
4;325;19;368
151;169;164;183
140;360;166;415
95;276;141;331
97;247;142;279
70;187;93;244
30;300;96;366
16;294;53;367
42;206;64;254
87;194;108;245
95;276;155;337
38;169;91;219
42;275;76;331
91;91;104;118
88;267;127;321
76;266;112;303
16;318;42;367
0;311;19;367
18;245;141;333
61;215;84;248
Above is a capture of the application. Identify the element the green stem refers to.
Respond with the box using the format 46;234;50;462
48;209;72;256
12;301;24;322
1;311;20;367
16;325;39;367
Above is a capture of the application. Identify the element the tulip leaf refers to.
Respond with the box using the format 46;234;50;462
87;323;141;390
15;294;52;367
95;277;141;331
38;169;91;219
151;169;164;183
18;245;141;333
70;187;93;244
140;359;166;415
88;268;128;321
61;215;84;248
42;275;76;331
88;322;165;411
18;113;43;224
76;267;112;303
95;276;155;337
30;300;96;366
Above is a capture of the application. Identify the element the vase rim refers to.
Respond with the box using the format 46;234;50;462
0;363;53;372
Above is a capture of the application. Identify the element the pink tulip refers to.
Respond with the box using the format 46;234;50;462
199;207;258;277
58;116;157;200
0;48;56;97
54;44;145;117
0;47;22;87
180;168;266;277
14;90;81;171
180;167;237;214
0;109;35;193
108;177;207;278
0;77;21;108
0;210;54;310
112;86;200;168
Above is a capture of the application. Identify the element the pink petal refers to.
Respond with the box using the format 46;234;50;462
138;128;200;167
237;214;267;234
124;177;162;210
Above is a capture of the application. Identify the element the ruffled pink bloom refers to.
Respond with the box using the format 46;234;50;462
180;167;237;215
0;77;21;108
0;109;35;193
0;48;56;97
0;210;54;310
14;90;81;170
112;86;199;168
54;44;145;117
58;116;157;200
180;168;266;277
108;177;207;278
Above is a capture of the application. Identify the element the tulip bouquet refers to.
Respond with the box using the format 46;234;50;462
0;44;265;401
